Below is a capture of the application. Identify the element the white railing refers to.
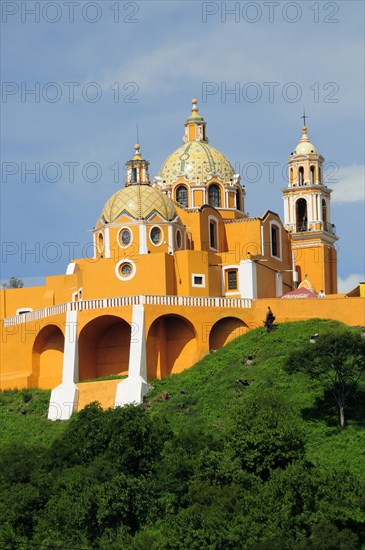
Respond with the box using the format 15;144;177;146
2;294;252;326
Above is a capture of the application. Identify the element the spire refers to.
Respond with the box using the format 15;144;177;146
125;143;150;186
183;98;208;143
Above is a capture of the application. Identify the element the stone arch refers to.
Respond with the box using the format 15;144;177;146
78;315;131;381
31;324;64;389
296;198;307;231
209;317;248;351
147;314;197;379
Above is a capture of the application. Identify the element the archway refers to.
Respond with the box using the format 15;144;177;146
209;317;247;351
78;315;131;381
147;315;197;379
31;325;64;389
296;198;307;232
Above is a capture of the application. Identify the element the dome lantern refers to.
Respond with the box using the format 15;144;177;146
125;143;151;186
183;98;208;143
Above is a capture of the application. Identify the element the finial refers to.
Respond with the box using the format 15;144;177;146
191;97;198;112
133;143;142;160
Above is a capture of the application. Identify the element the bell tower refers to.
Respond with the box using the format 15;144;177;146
282;120;338;293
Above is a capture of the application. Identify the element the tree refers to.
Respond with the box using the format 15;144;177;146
2;277;24;289
285;332;365;428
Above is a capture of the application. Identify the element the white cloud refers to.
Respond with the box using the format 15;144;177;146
331;165;365;203
337;273;364;293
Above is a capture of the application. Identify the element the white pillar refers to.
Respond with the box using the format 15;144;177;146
48;309;79;420
139;225;148;254
275;272;283;297
238;260;257;299
168;224;174;253
104;227;111;258
318;196;323;222
114;302;148;407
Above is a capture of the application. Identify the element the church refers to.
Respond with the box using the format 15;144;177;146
1;99;363;420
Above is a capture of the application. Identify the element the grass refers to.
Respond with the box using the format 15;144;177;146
1;319;364;479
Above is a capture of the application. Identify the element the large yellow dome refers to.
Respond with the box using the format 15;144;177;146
158;141;235;186
100;184;177;223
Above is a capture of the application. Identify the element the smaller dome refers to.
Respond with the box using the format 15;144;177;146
100;185;177;223
294;126;317;155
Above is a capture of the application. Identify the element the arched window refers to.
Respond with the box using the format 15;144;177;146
236;188;241;210
299;167;304;186
296;198;308;232
176;185;188;208
271;226;278;257
208;184;221;208
310;166;315;185
209;220;218;249
322;199;327;229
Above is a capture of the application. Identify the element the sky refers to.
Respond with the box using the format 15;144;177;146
1;0;364;292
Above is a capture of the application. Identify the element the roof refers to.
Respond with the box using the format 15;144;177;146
280;287;318;299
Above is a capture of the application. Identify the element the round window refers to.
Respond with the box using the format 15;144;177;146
119;228;132;247
120;263;132;276
150;226;162;245
176;230;182;249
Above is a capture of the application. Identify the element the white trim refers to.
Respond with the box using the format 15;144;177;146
104;227;111;258
192;273;206;288
115;258;137;281
139;224;148;255
117;226;133;249
269;221;282;261
260;224;265;256
149;225;163;247
168;224;174;252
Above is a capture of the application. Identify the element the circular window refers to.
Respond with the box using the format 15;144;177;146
121;263;132;276
115;259;136;281
118;227;132;248
150;226;162;246
176;229;182;250
97;231;104;253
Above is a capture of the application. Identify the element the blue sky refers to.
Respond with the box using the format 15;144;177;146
1;0;364;292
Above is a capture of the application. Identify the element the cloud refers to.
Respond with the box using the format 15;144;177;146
331;165;365;203
337;273;364;293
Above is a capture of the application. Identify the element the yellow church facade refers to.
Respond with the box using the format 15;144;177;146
1;100;364;419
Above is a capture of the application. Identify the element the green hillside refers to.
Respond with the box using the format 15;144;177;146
0;319;364;549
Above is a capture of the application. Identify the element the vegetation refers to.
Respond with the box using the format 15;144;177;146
1;277;24;289
0;319;364;548
285;332;365;428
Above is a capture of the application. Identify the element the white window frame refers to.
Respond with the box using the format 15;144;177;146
117;227;133;249
16;308;33;315
115;258;136;281
192;273;206;288
269;221;282;261
149;225;164;247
